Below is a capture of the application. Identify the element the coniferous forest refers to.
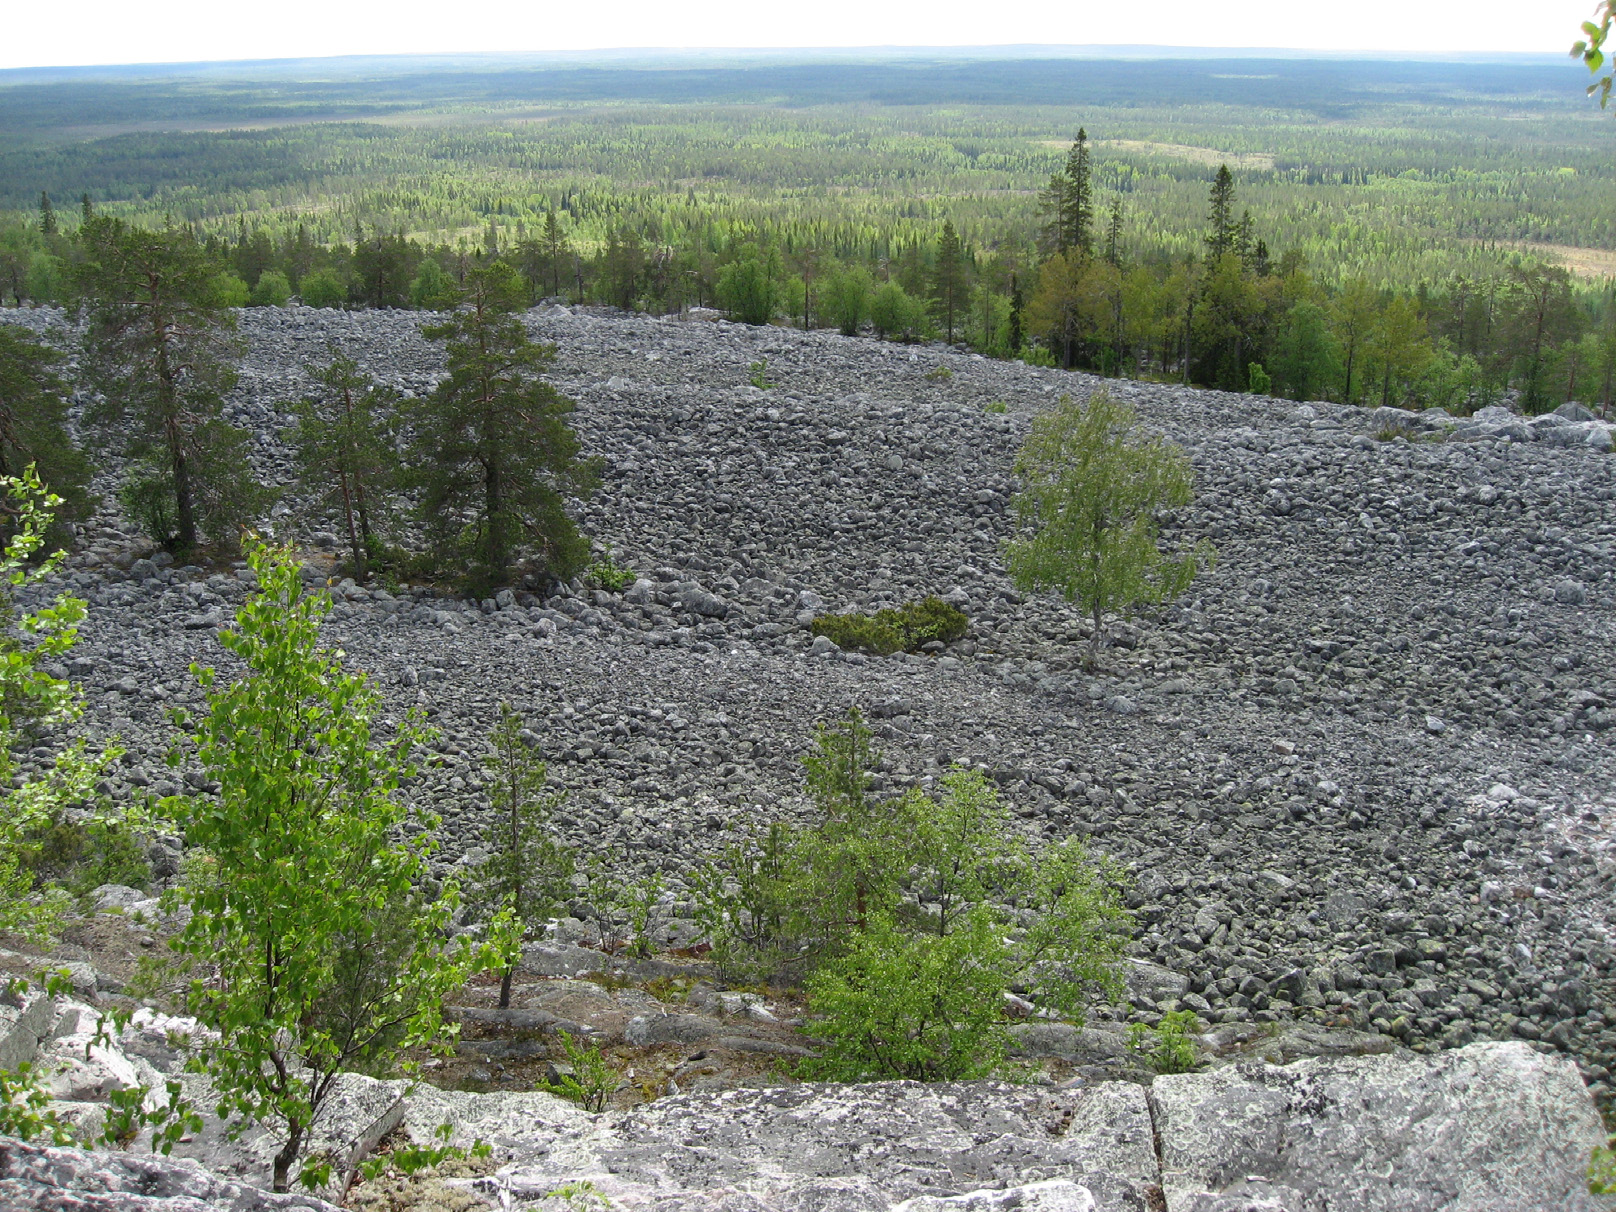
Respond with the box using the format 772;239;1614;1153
1;52;1613;411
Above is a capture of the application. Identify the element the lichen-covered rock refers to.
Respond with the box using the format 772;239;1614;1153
1150;1040;1611;1212
0;1135;341;1211
491;1080;1159;1212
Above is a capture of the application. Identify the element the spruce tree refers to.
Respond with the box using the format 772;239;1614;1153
74;217;263;552
412;262;599;589
931;220;968;344
288;351;397;579
1062;129;1094;259
1205;166;1238;260
1105;197;1124;267
0;326;94;529
37;194;56;238
541;210;568;298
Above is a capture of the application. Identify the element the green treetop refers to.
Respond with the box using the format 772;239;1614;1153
412;261;599;590
1005;388;1213;663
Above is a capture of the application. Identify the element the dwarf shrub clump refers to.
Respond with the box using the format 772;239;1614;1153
810;596;967;656
695;710;1130;1082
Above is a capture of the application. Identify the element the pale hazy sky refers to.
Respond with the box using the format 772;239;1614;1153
2;0;1591;71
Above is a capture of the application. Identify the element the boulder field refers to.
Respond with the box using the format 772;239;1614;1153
2;302;1615;1207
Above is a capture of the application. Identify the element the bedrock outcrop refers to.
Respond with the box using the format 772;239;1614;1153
1;1040;1606;1211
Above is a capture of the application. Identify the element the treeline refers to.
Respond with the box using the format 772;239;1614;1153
0;211;598;588
14;138;1611;416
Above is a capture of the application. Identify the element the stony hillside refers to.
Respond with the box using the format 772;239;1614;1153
7;302;1616;1107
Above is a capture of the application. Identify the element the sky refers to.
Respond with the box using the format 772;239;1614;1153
1;0;1591;70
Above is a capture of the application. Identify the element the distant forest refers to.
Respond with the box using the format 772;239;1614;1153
1;55;1612;410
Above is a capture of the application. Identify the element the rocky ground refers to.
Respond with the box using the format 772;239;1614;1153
4;302;1616;1114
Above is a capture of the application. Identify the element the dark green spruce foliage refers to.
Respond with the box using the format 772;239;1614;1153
810;596;967;656
0;325;93;527
931;220;968;344
412;261;599;590
288;352;398;579
74;216;264;552
473;704;575;1009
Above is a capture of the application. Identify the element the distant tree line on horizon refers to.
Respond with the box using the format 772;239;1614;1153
4;150;1615;422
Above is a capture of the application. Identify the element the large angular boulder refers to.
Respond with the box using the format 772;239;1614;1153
1150;1040;1610;1212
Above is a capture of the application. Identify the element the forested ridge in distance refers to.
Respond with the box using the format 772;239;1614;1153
1;51;1613;410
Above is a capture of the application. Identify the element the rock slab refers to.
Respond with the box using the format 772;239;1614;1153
1150;1040;1610;1212
0;1135;341;1211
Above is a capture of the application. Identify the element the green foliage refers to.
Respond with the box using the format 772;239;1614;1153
1591;1137;1616;1194
869;280;925;341
800;908;1011;1082
75;216;266;553
0;470;120;945
541;1030;619;1114
250;270;292;307
586;550;636;592
924;366;953;383
718;245;779;325
20;811;151;896
160;541;508;1192
810;596;968;656
1247;362;1271;395
299;268;346;308
0;1060;77;1145
0;325;95;529
747;359;774;390
472;703;574;1007
288;351;398;580
984;400;1009;414
1126;1009;1202;1074
96;1080;203;1155
354;1122;490;1185
691;820;800;983
411;261;600;591
1006;389;1213;662
696;713;1130;1083
212;272;250;308
408;257;455;309
822;266;871;337
1574;3;1615;110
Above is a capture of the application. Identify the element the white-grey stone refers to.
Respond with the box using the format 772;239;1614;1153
1150;1040;1610;1212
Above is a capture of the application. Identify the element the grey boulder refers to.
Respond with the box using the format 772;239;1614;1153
1150;1040;1610;1212
0;1136;341;1211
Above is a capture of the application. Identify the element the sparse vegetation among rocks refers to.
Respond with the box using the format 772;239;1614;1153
810;596;967;656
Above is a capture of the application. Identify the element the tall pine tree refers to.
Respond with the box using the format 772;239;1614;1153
411;262;599;590
74;217;263;552
1205;166;1238;260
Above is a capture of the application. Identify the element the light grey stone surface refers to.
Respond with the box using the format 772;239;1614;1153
0;1135;341;1211
490;1080;1160;1212
1151;1040;1610;1212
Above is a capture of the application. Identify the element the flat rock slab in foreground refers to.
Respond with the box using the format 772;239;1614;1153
493;1080;1159;1211
0;1135;340;1212
1152;1040;1610;1212
1;1042;1607;1210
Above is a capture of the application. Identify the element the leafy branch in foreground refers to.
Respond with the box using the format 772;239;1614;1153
160;540;512;1192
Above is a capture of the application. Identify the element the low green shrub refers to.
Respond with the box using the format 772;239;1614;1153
924;366;953;382
541;1030;620;1113
587;551;636;593
748;359;774;389
1126;1008;1202;1074
810;596;968;656
984;401;1009;414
